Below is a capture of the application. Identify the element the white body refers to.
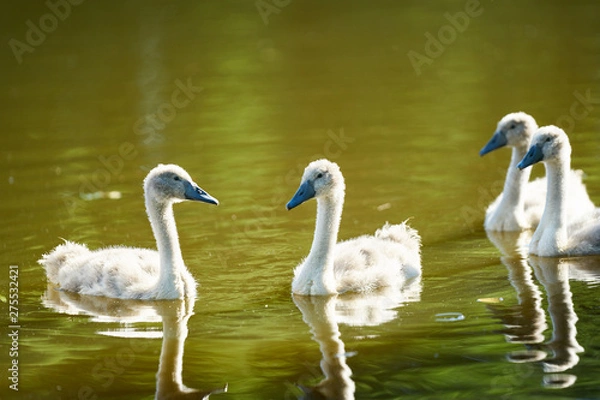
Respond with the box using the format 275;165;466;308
41;241;196;300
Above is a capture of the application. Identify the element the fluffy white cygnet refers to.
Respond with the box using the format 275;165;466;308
517;126;600;256
286;159;422;295
39;164;218;300
480;112;594;231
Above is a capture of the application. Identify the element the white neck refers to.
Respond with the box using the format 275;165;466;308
498;145;531;211
310;194;343;265
146;198;186;296
532;158;569;255
294;191;344;294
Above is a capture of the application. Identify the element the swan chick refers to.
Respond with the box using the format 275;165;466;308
480;112;594;231
39;164;218;300
517;126;600;256
286;159;421;296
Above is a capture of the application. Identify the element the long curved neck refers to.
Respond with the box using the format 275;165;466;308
307;192;344;275
499;145;531;209
146;198;185;286
542;160;568;228
535;158;569;251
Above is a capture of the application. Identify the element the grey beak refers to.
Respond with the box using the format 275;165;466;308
286;180;316;210
184;181;219;205
480;131;508;156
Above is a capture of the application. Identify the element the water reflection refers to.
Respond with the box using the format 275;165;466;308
529;257;584;376
485;231;547;346
153;299;228;400
42;287;227;398
293;295;355;400
484;231;599;389
291;278;421;399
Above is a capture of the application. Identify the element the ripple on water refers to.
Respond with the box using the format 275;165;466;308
434;312;466;322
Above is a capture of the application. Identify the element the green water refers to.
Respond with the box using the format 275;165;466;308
1;1;600;399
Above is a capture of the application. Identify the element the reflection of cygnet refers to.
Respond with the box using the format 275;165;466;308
333;280;421;327
565;256;600;286
155;300;228;399
293;295;356;400
42;284;163;324
42;289;227;398
485;231;547;345
529;256;584;374
484;231;586;389
292;283;421;400
542;373;578;390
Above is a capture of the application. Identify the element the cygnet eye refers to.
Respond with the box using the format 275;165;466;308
173;175;181;181
509;124;516;129
316;172;324;179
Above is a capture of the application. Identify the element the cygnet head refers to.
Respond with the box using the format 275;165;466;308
480;112;538;156
286;159;345;210
143;164;219;205
517;126;571;170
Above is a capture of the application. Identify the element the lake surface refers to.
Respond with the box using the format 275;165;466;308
1;1;600;399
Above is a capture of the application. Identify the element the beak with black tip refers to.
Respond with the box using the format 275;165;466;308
286;180;316;210
479;131;508;156
184;181;219;205
517;144;544;170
